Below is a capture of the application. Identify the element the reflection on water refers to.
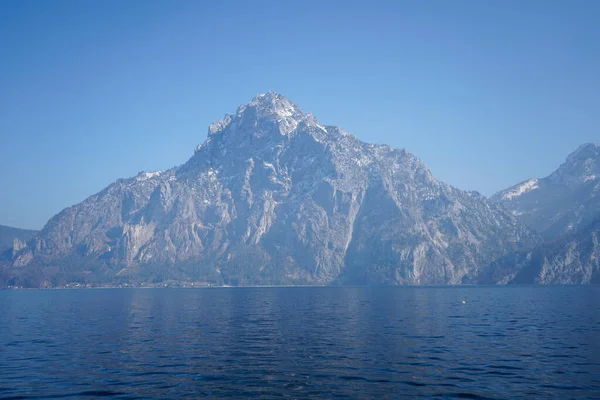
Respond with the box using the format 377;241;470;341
1;286;599;399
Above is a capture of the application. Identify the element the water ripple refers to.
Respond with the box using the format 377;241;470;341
0;286;599;399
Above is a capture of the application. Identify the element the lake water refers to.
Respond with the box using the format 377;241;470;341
1;286;599;399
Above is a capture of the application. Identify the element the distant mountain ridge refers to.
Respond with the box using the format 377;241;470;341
0;92;538;287
0;225;37;254
486;143;600;284
492;143;600;239
478;217;600;284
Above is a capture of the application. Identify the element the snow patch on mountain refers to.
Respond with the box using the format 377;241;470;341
500;178;540;200
136;171;164;181
492;142;600;241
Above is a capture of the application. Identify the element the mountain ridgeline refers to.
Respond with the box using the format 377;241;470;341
1;93;598;287
0;225;37;256
492;143;600;240
488;143;600;283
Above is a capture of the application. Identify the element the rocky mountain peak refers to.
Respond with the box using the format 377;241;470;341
550;143;599;187
195;93;329;161
1;92;541;287
201;92;306;145
492;142;600;242
567;143;600;162
243;91;304;119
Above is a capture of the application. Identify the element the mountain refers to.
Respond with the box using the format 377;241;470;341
478;217;600;284
485;143;600;284
492;143;600;239
0;225;37;254
1;92;538;288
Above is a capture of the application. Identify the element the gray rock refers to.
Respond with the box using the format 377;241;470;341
486;143;600;284
478;218;600;284
492;143;600;240
0;225;37;253
1;92;538;287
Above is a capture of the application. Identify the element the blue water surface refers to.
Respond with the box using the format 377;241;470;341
1;286;599;399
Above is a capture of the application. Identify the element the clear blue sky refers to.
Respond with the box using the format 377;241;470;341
1;0;599;230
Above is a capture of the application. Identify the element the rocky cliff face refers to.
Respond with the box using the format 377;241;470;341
2;92;538;287
478;218;600;284
492;143;600;240
0;225;37;255
486;143;600;284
